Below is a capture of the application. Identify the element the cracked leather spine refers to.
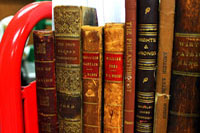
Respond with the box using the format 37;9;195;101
33;30;58;133
81;26;103;133
103;23;125;133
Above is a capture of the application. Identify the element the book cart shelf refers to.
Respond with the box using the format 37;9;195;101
0;2;52;133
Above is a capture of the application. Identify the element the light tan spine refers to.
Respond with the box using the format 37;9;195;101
153;0;175;132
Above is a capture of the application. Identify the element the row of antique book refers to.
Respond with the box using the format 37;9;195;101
34;23;126;132
33;0;200;132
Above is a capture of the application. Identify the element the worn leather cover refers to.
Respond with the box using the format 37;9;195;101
54;6;98;133
124;0;137;132
104;23;125;133
135;0;158;132
168;0;200;132
81;26;103;133
33;30;58;133
153;0;175;133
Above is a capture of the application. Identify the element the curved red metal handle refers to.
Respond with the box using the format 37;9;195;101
0;2;52;133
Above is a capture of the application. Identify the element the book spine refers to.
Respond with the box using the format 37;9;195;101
124;0;137;132
167;0;200;132
153;0;175;132
103;23;125;133
33;30;58;133
54;6;82;133
82;26;103;133
54;6;98;133
135;0;159;132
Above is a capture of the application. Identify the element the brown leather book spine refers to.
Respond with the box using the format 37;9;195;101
135;0;159;132
81;26;103;133
54;6;98;133
104;23;125;133
124;0;137;132
167;0;200;132
153;0;175;133
33;30;58;133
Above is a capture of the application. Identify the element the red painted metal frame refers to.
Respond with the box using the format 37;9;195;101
0;2;52;133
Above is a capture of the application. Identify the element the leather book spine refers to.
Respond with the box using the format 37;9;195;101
135;0;159;132
81;26;103;133
153;0;175;132
103;23;125;133
124;0;137;132
33;30;58;133
54;6;98;133
167;0;200;132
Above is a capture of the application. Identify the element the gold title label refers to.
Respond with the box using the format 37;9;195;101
173;33;200;71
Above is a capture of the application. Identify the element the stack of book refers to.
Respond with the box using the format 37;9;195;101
33;0;200;132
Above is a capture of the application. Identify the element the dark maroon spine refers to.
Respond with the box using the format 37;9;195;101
135;0;159;132
168;0;200;132
33;30;58;133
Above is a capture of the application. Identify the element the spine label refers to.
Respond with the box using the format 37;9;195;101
83;52;99;79
104;53;124;82
55;38;80;65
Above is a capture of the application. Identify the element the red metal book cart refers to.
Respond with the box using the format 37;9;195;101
0;1;52;133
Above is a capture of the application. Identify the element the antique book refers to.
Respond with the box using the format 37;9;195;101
33;30;58;133
124;0;137;132
104;23;125;133
54;6;98;133
167;0;200;132
153;0;175;132
81;26;103;133
135;0;159;132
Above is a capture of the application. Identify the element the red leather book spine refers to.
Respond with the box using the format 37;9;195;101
124;0;137;132
33;30;58;133
103;23;125;133
135;0;159;132
167;0;200;132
